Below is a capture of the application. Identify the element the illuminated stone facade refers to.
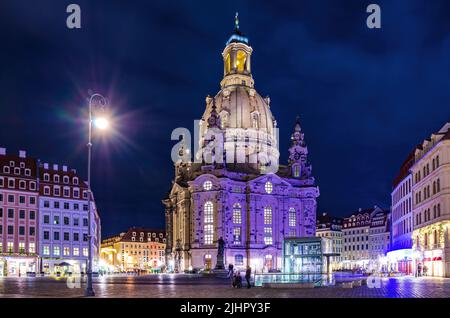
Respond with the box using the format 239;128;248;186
163;18;319;273
100;227;166;272
412;121;450;277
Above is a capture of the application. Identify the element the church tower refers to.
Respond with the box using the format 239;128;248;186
164;15;319;273
197;13;279;173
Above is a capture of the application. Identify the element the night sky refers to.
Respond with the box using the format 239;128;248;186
1;0;450;237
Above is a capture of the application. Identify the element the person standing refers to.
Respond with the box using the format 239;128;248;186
245;266;252;289
227;264;234;278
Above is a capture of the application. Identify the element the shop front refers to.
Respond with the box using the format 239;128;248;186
386;249;413;275
0;256;38;277
41;259;87;276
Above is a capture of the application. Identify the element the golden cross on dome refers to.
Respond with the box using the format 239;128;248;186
235;12;239;30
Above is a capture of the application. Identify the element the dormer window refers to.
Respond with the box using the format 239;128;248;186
54;175;60;183
203;180;213;191
9;161;14;167
3;166;10;174
44;173;49;181
73;177;78;185
63;176;69;184
20;162;25;168
25;169;31;176
14;167;20;175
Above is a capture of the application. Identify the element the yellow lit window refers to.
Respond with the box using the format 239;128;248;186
225;53;231;74
236;50;247;72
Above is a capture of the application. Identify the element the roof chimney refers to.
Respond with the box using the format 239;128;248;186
43;163;49;169
62;165;68;172
19;150;26;158
0;147;5;155
53;164;58;171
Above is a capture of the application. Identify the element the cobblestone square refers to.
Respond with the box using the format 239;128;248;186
0;274;449;298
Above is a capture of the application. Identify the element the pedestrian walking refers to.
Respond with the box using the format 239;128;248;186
245;266;252;289
227;264;234;278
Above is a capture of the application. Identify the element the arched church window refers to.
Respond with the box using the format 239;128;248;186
203;180;212;191
288;208;296;227
225;53;231;74
204;201;214;245
264;181;273;194
204;201;214;223
236;50;247;72
232;203;242;224
264;206;272;225
293;165;300;178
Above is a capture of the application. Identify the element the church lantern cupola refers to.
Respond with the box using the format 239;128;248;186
221;13;254;89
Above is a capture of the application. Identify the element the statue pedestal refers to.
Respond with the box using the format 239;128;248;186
212;268;228;278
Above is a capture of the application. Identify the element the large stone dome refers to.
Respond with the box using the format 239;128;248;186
201;86;276;136
195;16;279;171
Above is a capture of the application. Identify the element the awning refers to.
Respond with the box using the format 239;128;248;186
56;262;72;267
432;257;442;261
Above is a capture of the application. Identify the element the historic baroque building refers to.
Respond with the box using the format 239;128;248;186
163;17;319;273
411;121;450;277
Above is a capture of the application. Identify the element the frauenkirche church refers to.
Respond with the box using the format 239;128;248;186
163;15;319;272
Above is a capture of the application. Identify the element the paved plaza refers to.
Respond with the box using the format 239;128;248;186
0;274;450;298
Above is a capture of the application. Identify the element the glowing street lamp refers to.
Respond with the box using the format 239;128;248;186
93;117;109;130
85;92;109;297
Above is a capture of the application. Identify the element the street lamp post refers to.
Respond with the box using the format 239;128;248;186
85;93;108;297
